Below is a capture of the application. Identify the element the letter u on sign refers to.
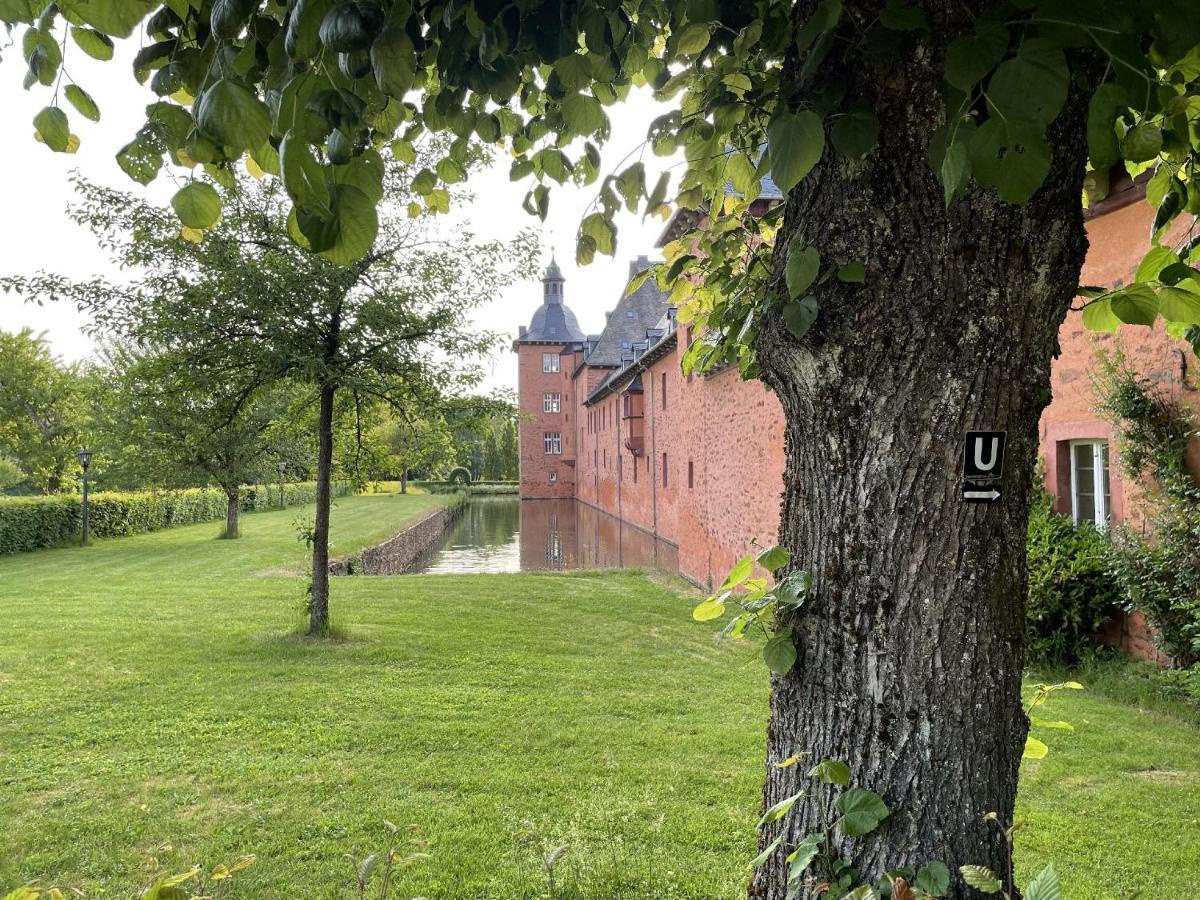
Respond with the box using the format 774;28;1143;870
963;431;1006;480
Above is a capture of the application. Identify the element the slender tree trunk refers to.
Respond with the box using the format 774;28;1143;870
224;488;240;539
400;468;408;493
309;382;336;636
750;4;1095;896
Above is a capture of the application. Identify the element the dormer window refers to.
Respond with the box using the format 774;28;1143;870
625;310;635;318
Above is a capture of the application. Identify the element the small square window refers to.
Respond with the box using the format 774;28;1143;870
620;340;631;349
625;310;635;319
548;470;557;484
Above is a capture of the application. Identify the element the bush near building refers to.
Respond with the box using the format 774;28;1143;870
0;482;350;554
1026;489;1124;664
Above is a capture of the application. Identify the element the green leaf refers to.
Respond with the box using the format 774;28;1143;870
1135;245;1179;282
580;212;615;255
1123;122;1163;163
1110;284;1159;326
785;242;820;299
960;865;1003;894
795;0;840;52
64;84;100;122
944;25;1009;91
70;25;114;59
783;297;818;340
1086;83;1128;168
1023;735;1049;759
830;107;878;160
757;790;804;827
768;110;824;193
116;128;163;184
762;630;797;675
808;758;851;786
940;138;969;207
674;22;710;55
561;92;606;137
749;833;784;870
1025;863;1061;900
786;834;822;880
837;261;866;283
33;106;70;152
294;183;378;264
692;597;726;622
842;887;880;900
370;26;416;99
285;0;335;58
280;132;333;217
914;861;951;897
722;554;754;589
170;181;221;228
1081;297;1121;333
436;157;466;184
196;79;272;153
757;545;791;572
836;787;889;837
969;118;1051;204
1158;286;1200;325
985;39;1068;126
59;0;156;38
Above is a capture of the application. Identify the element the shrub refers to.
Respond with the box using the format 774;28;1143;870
1094;351;1200;663
1026;489;1123;664
0;481;351;554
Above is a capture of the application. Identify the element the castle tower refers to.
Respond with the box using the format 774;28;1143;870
514;257;586;498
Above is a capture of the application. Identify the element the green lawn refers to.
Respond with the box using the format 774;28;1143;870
0;490;1197;898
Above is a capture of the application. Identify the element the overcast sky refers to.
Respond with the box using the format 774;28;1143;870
0;44;679;393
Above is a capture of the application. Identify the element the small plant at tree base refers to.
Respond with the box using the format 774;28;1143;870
960;816;1062;900
347;821;430;900
693;544;807;674
1022;680;1084;760
754;756;949;900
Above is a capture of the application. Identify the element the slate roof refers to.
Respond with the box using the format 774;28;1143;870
583;256;671;367
516;259;585;344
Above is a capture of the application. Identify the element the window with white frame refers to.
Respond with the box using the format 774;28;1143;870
542;352;560;373
548;470;557;484
1070;439;1111;527
543;432;562;455
543;392;561;413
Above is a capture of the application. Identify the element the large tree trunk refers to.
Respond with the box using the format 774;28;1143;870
223;488;239;539
309;382;336;636
750;4;1094;896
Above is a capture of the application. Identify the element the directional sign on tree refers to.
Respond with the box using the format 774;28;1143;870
963;431;1006;481
962;481;1003;503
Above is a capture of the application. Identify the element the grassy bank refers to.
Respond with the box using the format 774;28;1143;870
1;491;1197;897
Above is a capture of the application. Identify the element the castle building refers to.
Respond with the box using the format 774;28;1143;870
515;177;1194;660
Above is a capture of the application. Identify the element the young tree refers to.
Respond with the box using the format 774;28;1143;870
0;328;87;493
6;166;536;635
382;412;455;491
5;0;1199;892
95;343;301;536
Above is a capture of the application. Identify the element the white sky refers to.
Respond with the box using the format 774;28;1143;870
0;43;679;393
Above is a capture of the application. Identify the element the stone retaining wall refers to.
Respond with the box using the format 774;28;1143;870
329;499;465;576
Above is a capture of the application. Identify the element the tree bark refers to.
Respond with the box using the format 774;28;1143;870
400;468;408;493
750;4;1095;896
223;488;240;539
309;382;336;636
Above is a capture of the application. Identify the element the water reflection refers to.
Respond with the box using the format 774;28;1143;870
412;497;678;575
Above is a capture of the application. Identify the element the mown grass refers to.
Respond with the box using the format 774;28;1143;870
1;490;1197;898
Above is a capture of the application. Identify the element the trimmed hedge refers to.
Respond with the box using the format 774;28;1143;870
410;480;519;495
0;481;351;554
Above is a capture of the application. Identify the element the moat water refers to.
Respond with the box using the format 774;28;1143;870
410;497;679;575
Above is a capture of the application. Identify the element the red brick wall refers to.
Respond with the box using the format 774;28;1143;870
516;344;575;499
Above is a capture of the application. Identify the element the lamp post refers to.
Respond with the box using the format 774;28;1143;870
278;461;287;509
77;449;93;546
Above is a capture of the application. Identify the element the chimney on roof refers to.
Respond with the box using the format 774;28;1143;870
629;254;652;279
518;325;527;338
